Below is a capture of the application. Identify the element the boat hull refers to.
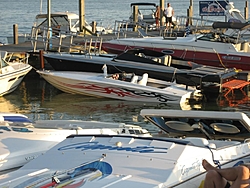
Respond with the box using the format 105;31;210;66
43;53;179;82
0;64;32;96
1;135;250;187
43;51;239;100
37;70;202;105
0;118;150;172
102;36;250;71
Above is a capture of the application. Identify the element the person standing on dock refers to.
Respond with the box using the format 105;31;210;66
164;3;174;29
155;5;160;30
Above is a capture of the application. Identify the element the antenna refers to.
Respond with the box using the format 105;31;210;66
40;0;43;14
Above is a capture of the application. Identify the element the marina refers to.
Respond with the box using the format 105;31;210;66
1;0;250;187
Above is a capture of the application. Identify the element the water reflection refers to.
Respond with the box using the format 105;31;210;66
1;75;250;125
0;76;183;123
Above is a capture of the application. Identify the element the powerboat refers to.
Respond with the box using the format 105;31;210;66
1;109;250;187
43;49;239;99
102;22;250;71
33;12;111;35
129;3;157;26
0;112;150;173
36;65;203;108
7;11;112;44
0;51;32;96
126;3;178;30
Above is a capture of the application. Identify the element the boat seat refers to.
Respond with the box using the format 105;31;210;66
138;73;148;86
185;137;216;149
131;75;139;84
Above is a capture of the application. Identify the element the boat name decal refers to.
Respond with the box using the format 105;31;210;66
58;81;176;102
58;142;168;153
222;56;241;61
25;155;38;161
180;159;201;176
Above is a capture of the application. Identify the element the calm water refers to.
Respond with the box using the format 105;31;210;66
1;72;250;125
0;0;248;42
0;0;250;126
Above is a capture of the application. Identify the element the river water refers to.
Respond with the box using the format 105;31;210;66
1;0;250;128
0;0;248;42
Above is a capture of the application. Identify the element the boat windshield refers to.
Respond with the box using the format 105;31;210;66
35;15;71;32
197;33;238;44
0;58;8;69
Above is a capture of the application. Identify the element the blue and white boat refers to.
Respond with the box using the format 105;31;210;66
1;109;250;187
0;113;150;173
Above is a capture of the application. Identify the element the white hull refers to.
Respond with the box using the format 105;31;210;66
0;53;32;96
2;109;250;187
0;114;150;172
1;135;250;187
37;70;202;105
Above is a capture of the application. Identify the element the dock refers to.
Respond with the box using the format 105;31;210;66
0;14;218;55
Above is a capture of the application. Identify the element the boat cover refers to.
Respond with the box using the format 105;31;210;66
212;21;250;31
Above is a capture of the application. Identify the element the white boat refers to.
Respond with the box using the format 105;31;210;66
0;51;32;96
36;66;203;107
7;11;112;44
126;2;178;30
1;109;250;187
0;112;150;173
33;12;111;34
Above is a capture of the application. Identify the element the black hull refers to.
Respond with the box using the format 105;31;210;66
43;49;238;100
44;56;176;82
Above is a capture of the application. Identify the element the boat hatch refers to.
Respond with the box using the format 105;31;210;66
165;121;193;131
210;123;240;134
144;115;250;141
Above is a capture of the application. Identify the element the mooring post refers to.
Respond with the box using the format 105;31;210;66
133;5;138;32
245;1;249;20
13;24;18;44
79;0;85;33
188;0;193;25
92;21;96;33
160;0;164;27
39;50;44;70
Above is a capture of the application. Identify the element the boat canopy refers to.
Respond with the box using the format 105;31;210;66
35;12;79;20
212;21;250;31
130;3;156;7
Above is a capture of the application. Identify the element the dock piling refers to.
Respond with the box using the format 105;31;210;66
245;1;249;20
39;50;45;70
13;24;18;44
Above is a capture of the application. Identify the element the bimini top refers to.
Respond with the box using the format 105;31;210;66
35;12;79;20
130;3;156;7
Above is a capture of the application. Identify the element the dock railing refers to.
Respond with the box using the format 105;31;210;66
175;16;218;33
30;26;104;54
29;16;219;53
